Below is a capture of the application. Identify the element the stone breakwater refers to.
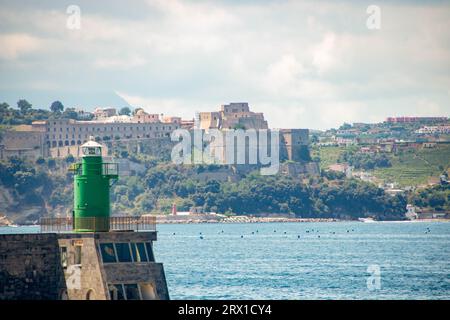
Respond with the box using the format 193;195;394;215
155;215;337;224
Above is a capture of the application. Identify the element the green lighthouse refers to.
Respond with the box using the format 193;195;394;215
2;136;169;300
70;137;118;232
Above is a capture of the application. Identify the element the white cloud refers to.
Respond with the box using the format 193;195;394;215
0;33;42;60
93;55;147;69
263;54;306;94
116;91;211;119
311;33;339;74
0;0;449;129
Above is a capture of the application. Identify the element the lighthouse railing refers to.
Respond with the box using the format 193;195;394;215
39;216;156;233
102;163;119;176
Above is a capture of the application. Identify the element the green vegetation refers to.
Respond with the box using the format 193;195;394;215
0;100;51;125
0;156;407;222
409;184;450;212
313;144;450;187
311;146;347;170
338;150;391;170
109;163;406;220
0;99;94;125
372;145;450;186
119;107;132;116
50;101;64;114
0;157;72;222
1;101;449;221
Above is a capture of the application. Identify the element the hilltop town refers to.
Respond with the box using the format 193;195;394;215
0;100;449;224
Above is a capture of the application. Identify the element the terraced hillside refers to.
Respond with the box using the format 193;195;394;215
314;144;450;187
372;144;450;186
311;146;350;170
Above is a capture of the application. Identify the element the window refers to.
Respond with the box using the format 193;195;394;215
145;242;154;261
131;243;148;262
60;246;68;269
109;284;125;300
82;147;100;156
74;245;82;265
115;243;132;262
86;289;94;300
124;284;141;300
100;243;117;263
139;283;157;300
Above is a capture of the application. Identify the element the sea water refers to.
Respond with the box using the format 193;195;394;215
2;221;449;299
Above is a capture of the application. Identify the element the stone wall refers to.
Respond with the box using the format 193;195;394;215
280;129;310;162
280;162;320;177
0;231;169;300
0;233;66;300
0;129;46;160
56;234;107;300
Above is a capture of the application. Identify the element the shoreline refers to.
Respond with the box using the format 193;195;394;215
154;215;450;224
1;217;449;228
156;217;338;224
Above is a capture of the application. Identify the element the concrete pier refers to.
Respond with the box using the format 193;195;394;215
0;231;169;300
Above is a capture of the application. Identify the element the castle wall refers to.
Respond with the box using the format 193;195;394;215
46;119;179;149
0;129;46;160
199;103;268;130
280;129;310;162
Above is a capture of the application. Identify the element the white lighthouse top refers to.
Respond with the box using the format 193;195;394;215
81;136;102;156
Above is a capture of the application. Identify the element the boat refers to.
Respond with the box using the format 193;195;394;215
358;217;376;223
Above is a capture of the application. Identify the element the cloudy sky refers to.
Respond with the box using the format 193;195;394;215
0;0;449;129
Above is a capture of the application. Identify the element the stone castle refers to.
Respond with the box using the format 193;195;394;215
0;103;315;170
198;102;268;130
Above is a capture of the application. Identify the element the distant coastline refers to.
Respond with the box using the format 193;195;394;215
154;214;450;224
1;215;449;228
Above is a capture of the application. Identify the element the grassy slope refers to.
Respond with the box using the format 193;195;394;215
314;144;450;187
372;145;450;186
311;146;347;170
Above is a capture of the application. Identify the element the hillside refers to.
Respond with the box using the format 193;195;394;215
314;144;450;187
372;145;450;186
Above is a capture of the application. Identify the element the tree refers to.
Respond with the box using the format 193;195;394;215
17;99;32;114
0;102;9;113
65;154;75;163
61;107;78;119
339;123;352;130
119;107;131;116
50;101;64;113
47;159;56;168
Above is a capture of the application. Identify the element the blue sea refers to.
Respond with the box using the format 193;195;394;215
1;221;449;299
